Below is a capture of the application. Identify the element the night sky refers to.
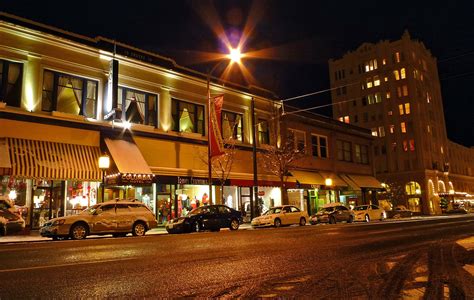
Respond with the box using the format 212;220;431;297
2;0;473;146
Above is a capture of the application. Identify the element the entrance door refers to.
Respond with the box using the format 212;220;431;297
31;187;52;229
239;187;251;222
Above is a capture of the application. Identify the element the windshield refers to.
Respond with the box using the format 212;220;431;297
83;204;101;215
353;205;369;211
187;207;209;216
263;207;282;215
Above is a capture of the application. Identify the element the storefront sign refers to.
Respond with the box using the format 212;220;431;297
178;176;209;185
258;191;265;196
107;173;154;185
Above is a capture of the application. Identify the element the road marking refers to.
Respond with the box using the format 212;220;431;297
456;236;474;251
0;257;137;273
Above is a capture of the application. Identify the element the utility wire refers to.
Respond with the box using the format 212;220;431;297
281;81;358;102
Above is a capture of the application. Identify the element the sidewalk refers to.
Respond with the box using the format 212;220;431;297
0;223;254;244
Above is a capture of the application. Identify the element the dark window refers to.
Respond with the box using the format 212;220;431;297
100;204;115;212
257;119;270;145
353;100;357;106
171;98;205;135
337;140;352;162
222;110;243;141
311;135;328;158
342;86;347;94
42;70;98;118
354;115;359;123
0;59;23;108
362;97;367;106
118;87;157;127
363;113;368;122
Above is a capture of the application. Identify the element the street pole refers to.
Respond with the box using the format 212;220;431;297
102;171;106;202
251;97;257;220
207;72;213;205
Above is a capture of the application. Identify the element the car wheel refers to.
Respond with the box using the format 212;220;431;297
348;216;354;223
299;217;306;226
229;219;240;230
132;222;147;236
70;223;88;240
329;216;336;224
365;214;370;223
274;218;282;228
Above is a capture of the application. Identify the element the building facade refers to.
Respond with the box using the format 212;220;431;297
329;31;474;214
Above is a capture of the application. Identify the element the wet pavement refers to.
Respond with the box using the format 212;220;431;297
0;215;473;299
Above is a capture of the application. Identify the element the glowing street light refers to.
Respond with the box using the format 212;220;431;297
98;154;110;202
228;47;242;63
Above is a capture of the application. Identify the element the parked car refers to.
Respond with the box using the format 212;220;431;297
166;205;243;234
385;205;413;219
310;203;354;224
0;197;26;236
251;205;309;228
353;204;386;222
40;200;158;240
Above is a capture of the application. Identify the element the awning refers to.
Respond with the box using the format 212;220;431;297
6;137;101;181
348;174;383;189
318;172;348;187
339;174;361;191
0;138;12;176
290;170;325;186
104;138;152;175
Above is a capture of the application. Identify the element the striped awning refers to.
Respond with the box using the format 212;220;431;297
0;138;12;176
6;138;102;181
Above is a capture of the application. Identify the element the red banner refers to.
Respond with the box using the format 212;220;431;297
209;95;224;157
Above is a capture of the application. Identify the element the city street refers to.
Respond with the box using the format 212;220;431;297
0;216;473;299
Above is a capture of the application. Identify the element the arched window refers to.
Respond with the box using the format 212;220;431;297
438;181;446;193
405;181;421;195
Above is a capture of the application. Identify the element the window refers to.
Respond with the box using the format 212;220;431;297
373;76;380;86
390;125;395;133
354;115;358;123
354;144;369;164
337;140;352;162
118;87;157;126
0;59;23;108
371;128;378;137
400;68;406;79
393;70;400;81
394;52;401;63
42;70;98;118
397;86;402;98
403;140;408;152
222;110;243;141
399;104;405;115
386;91;391;99
366;78;373;89
343;116;350;123
257;119;269;145
402;85;408;96
288;129;305;152
388;110;393;116
409;139;415;151
382;58;387;65
378;126;385;137
401;122;407;133
363;112;368;122
368;94;375;105
375;93;382;103
404;103;411;114
364;59;378;72
171;98;205;135
311;135;328;158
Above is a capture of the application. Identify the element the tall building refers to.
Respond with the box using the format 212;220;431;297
329;31;474;215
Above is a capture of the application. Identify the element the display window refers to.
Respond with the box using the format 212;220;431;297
66;181;99;215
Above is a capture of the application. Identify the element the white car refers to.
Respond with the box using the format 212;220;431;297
251;205;309;228
40;200;158;240
353;204;386;222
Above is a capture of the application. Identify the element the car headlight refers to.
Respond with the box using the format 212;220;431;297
52;219;66;226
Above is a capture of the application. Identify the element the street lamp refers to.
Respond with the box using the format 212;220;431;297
206;47;242;205
98;154;110;202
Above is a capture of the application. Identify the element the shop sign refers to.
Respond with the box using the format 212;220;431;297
178;176;209;185
120;173;154;185
258;191;265;196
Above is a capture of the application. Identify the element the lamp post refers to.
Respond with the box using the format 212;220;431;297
98;154;110;202
206;47;242;205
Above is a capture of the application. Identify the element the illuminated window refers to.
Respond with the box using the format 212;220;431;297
371;128;378;137
375;93;382;103
344;116;350;123
378;126;385;137
222;110;243;141
311;135;328;158
0;59;23;108
338;117;344;122
426;93;431;103
395;52;401;63
257;119;270;145
171;98;204;135
373;76;380;86
382;58;387;65
386;91;391;99
409;139;415;151
403;140;408;151
404;103;410;114
42;70;98;119
388;110;393;116
401;122;407;133
402;85;408;96
336;140;352;162
397;86;402;97
427;125;430;133
390;125;395;133
366;79;373;88
384;77;388;82
368;94;375;105
399;104;404;115
441;146;444;154
400;68;406;79
393;70;400;80
118;87;158;126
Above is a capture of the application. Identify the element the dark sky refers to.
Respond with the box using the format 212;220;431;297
3;0;473;146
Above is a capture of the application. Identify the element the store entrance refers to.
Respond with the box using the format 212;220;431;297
30;181;64;229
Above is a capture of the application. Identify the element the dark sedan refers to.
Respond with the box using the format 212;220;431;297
166;205;243;234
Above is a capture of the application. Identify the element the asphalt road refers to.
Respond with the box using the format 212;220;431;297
0;216;473;299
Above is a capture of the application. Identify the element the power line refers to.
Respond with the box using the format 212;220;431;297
438;50;474;63
281;82;358;102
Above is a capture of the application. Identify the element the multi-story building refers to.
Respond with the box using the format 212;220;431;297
329;31;474;214
0;13;382;229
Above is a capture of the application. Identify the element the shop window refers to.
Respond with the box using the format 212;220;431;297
336;140;352;162
42;70;98;118
171;98;205;135
0;59;23;108
222;110;243;142
118;87;157;127
257;119;270;145
405;181;421;195
311;135;328;158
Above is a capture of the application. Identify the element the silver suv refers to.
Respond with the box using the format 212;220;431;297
40;200;158;240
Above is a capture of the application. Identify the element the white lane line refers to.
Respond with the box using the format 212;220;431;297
0;257;137;273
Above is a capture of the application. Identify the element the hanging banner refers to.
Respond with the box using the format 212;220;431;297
209;95;224;157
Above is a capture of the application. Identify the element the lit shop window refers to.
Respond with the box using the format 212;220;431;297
0;59;23;108
42;70;98;118
118;87;157;126
401;122;407;133
311;135;328;158
171;98;205;135
222;110;243;142
339;116;350;123
400;68;406;79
